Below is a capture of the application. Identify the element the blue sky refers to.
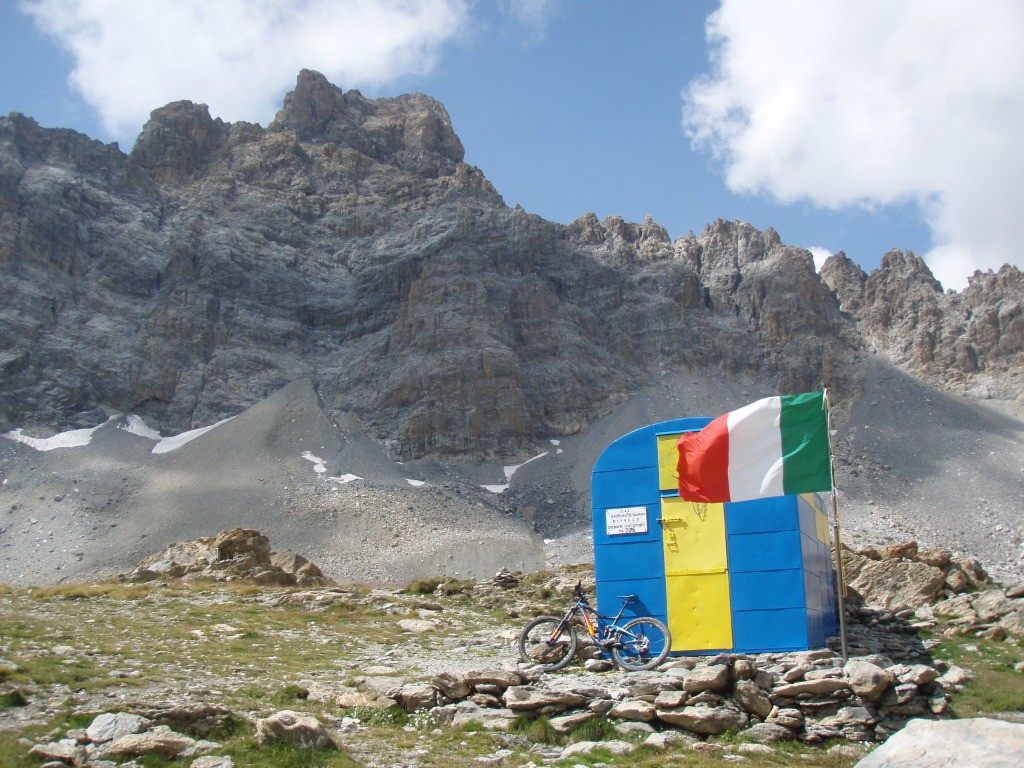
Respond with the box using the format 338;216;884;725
3;1;1022;291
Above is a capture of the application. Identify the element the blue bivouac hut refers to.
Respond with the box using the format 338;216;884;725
591;417;839;655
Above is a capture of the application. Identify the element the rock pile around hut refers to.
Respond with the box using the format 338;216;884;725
841;540;1024;640
17;650;987;765
842;541;993;611
347;650;971;745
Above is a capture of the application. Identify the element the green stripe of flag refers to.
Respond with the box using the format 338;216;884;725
780;391;831;495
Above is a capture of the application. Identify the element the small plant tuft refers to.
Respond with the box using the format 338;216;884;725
272;683;310;705
521;570;554;586
568;716;618;743
0;688;28;708
405;577;445;595
510;715;561;745
348;706;408;727
437;578;475;596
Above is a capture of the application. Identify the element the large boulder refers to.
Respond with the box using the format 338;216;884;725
771;678;852;698
464;669;523;691
502;686;588;713
445;701;517;731
97;726;197;759
129;702;243;737
733;679;772;718
609;699;657;722
391;683;439;712
740;722;795;744
844;659;894;701
431;672;472;700
842;550;946;611
86;712;151;744
656;704;748;735
28;741;88;765
681;664;731;694
253;711;335;750
120;529;335;586
853;717;1024;767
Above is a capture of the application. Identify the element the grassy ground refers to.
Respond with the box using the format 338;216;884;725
0;576;1017;767
921;630;1024;719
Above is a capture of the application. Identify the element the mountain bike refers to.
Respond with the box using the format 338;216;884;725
517;581;671;672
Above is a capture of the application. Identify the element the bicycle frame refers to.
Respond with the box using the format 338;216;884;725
555;591;635;645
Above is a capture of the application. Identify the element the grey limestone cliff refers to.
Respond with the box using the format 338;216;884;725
1;70;1020;460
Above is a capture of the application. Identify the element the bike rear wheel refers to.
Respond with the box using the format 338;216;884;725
518;616;578;671
611;616;671;671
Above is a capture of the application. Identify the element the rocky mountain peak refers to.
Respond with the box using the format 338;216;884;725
2;71;1024;588
566;212;674;263
269;69;347;137
129;101;228;184
849;251;964;374
819;251;868;314
966;262;1024;295
269;68;464;177
873;249;944;294
0;112;126;178
695;219;785;274
818;249;1024;399
962;264;1024;373
689;219;802;298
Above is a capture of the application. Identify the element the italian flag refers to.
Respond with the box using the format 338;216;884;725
676;391;832;503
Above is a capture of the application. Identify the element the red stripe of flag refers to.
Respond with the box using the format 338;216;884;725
676;415;731;503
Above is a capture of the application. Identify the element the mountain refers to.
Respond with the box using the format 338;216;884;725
1;70;1022;585
821;250;1023;399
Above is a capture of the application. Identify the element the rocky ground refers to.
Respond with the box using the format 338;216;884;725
2;558;1023;768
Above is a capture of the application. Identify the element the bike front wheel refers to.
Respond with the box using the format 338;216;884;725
518;616;578;671
611;616;671;671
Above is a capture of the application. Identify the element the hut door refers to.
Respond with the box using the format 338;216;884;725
660;497;733;652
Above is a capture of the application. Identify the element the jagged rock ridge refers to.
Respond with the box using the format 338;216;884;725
0;70;1021;461
821;250;1023;399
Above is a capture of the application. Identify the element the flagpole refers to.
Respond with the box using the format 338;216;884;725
823;388;849;662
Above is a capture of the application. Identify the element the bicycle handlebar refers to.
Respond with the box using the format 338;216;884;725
573;583;637;605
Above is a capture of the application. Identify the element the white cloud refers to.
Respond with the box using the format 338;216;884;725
684;0;1024;291
502;0;557;36
22;0;469;145
808;247;832;273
